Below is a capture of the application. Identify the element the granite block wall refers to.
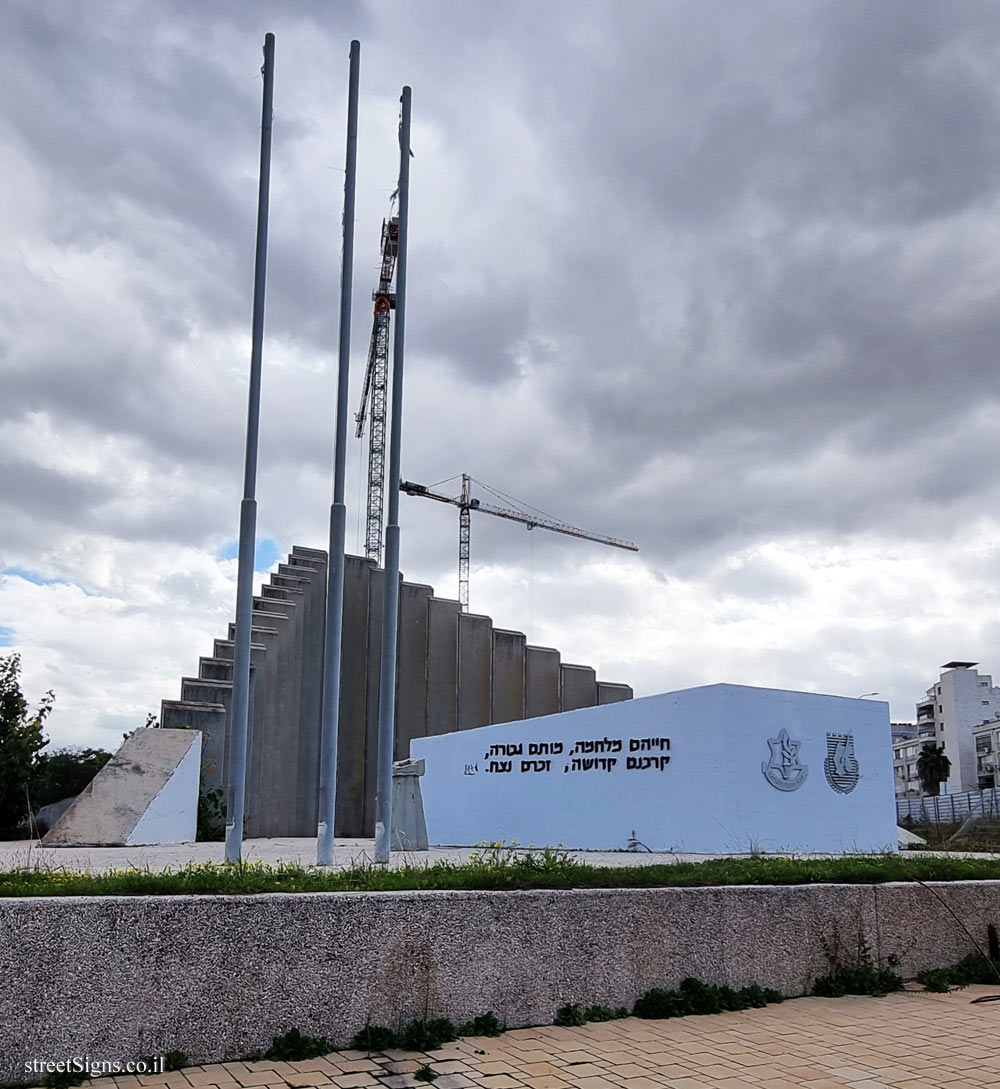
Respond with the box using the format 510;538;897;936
3;881;999;1084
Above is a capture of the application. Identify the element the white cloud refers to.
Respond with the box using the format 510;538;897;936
4;2;1000;752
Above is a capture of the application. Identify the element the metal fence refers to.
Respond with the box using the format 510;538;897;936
897;787;1000;824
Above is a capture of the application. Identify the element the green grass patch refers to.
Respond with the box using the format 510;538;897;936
3;848;1000;898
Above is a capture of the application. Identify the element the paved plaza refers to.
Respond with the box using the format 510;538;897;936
63;987;1000;1089
0;837;755;873
0;836;993;875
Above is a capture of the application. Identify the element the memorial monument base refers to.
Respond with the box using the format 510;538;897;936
412;683;897;855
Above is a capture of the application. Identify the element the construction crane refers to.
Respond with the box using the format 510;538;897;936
354;215;400;563
400;473;639;611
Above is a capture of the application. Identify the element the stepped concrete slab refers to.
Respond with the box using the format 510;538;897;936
396;581;433;760
561;663;597;710
337;555;374;836
253;596;304;835
492;628;526;724
458;611;492;730
43;729;201;846
363;567;388;834
525;644;561;717
240;626;281;837
159;702;226;791
598;680;633;704
426;597;460;736
198;656;233;682
283;551;326;833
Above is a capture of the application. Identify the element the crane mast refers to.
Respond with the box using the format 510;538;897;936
354;216;399;563
400;473;639;611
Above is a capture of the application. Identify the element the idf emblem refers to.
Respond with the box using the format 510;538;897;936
762;729;808;791
824;733;859;794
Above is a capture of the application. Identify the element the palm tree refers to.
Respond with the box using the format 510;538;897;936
917;743;951;797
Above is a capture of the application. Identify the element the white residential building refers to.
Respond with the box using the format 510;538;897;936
892;736;924;797
913;662;1000;794
973;719;1000;791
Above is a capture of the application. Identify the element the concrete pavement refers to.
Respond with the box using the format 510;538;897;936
56;986;1000;1089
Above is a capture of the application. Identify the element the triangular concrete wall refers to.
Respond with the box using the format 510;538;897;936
43;729;201;847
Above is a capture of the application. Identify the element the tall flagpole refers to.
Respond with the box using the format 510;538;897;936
317;40;361;865
225;33;275;864
373;87;412;864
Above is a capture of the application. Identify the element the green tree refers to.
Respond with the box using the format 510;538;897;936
917;743;951;797
30;747;111;809
0;654;53;837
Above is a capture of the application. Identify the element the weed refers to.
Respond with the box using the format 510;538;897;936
456;1011;503;1037
400;1018;457;1052
352;1024;398;1052
553;1003;586;1027
197;787;226;842
582;1005;628;1022
812;933;902;998
263;1027;332;1061
633;978;784;1019
42;1072;86;1089
414;1066;438;1083
916;953;1000;992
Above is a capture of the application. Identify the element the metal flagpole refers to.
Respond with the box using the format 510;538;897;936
225;33;275;864
373;86;412;864
317;40;361;866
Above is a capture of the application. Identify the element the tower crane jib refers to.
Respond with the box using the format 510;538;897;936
400;473;638;611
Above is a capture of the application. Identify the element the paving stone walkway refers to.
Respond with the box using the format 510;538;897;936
81;986;1000;1089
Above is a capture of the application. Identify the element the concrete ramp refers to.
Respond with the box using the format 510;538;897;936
43;729;201;846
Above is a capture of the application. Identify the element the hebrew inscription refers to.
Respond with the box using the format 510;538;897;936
481;736;671;775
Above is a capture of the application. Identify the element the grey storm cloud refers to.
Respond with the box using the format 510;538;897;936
6;1;1000;564
7;0;1000;741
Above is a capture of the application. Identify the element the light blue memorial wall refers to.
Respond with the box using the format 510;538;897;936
412;683;898;853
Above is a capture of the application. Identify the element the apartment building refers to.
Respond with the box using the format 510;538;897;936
913;662;1000;794
892;736;924;797
973;718;1000;790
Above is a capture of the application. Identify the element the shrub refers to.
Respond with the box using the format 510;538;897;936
553;1003;586;1027
400;1018;457;1052
812;934;902;998
263;1027;331;1061
352;1024;398;1051
633;978;785;1019
457;1011;503;1037
916;953;1000;992
582;1004;628;1022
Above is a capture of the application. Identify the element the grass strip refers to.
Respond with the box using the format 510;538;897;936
2;848;1000;898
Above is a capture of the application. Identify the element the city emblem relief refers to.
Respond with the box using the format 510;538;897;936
762;728;808;791
824;732;860;794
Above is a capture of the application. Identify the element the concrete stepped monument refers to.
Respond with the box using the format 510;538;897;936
161;545;632;838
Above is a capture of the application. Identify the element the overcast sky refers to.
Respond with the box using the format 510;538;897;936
4;0;1000;750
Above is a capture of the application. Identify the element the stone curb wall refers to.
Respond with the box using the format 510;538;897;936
3;881;1000;1084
